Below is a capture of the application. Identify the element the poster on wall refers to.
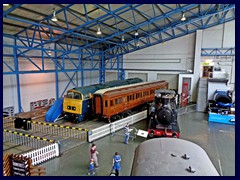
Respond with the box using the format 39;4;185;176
30;98;56;111
3;106;14;117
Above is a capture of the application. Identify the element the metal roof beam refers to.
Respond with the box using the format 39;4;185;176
58;4;198;58
102;5;235;58
3;4;22;16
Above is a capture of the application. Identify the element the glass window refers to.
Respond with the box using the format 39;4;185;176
66;91;74;98
105;101;108;107
66;91;82;100
110;100;114;106
74;92;81;99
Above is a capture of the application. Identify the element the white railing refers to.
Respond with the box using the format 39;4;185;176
22;143;59;166
88;110;147;142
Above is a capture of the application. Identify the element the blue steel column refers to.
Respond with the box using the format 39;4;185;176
117;54;120;80
99;52;105;83
120;55;125;80
14;37;22;112
117;54;125;80
81;48;84;86
54;43;59;98
119;55;125;80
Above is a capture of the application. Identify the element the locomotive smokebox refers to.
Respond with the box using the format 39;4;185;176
156;107;172;125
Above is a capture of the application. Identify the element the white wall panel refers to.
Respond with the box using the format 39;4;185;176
223;21;235;47
202;25;223;48
124;33;195;72
157;74;178;89
3;75;18;112
106;71;117;81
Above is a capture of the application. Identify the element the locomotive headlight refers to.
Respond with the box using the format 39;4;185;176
72;106;76;110
67;106;71;110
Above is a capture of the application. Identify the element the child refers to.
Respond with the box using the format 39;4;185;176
88;158;95;175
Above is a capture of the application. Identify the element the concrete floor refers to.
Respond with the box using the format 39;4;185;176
39;112;235;176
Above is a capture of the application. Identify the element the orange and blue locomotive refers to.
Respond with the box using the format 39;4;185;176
148;89;180;138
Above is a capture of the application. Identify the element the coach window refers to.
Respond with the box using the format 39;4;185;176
151;89;154;94
119;98;122;104
110;100;114;106
105;101;108;107
123;97;126;102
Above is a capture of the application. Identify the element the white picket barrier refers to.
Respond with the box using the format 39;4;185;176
88;110;147;142
22;143;59;166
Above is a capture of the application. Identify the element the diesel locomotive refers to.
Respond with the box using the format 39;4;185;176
148;89;180;138
63;78;143;123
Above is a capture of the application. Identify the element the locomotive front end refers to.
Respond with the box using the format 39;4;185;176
63;90;83;122
148;89;180;138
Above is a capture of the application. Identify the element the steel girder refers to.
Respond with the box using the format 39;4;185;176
3;4;235;59
103;4;235;58
201;47;235;56
3;4;235;75
50;4;235;61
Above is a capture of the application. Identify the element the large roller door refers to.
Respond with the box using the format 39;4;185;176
157;74;178;89
128;73;147;81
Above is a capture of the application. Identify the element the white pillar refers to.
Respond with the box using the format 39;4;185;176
192;30;203;102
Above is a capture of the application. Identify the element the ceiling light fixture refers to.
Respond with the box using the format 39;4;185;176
48;47;52;56
134;31;138;36
181;13;186;21
97;26;102;35
3;4;9;6
51;8;58;22
121;36;125;42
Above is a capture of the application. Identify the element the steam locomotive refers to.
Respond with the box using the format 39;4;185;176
148;89;180;138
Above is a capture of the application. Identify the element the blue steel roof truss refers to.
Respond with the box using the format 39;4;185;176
201;48;235;56
3;4;235;94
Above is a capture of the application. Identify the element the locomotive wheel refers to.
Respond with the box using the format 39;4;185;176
172;133;177;138
148;130;154;138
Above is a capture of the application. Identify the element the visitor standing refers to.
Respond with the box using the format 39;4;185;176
112;152;121;176
90;144;99;168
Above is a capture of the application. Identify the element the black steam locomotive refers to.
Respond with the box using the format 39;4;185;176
147;89;180;138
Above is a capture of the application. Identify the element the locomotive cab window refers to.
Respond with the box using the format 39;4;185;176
66;91;82;100
74;93;81;99
66;91;74;98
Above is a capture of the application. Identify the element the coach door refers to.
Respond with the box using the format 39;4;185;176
94;95;102;114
